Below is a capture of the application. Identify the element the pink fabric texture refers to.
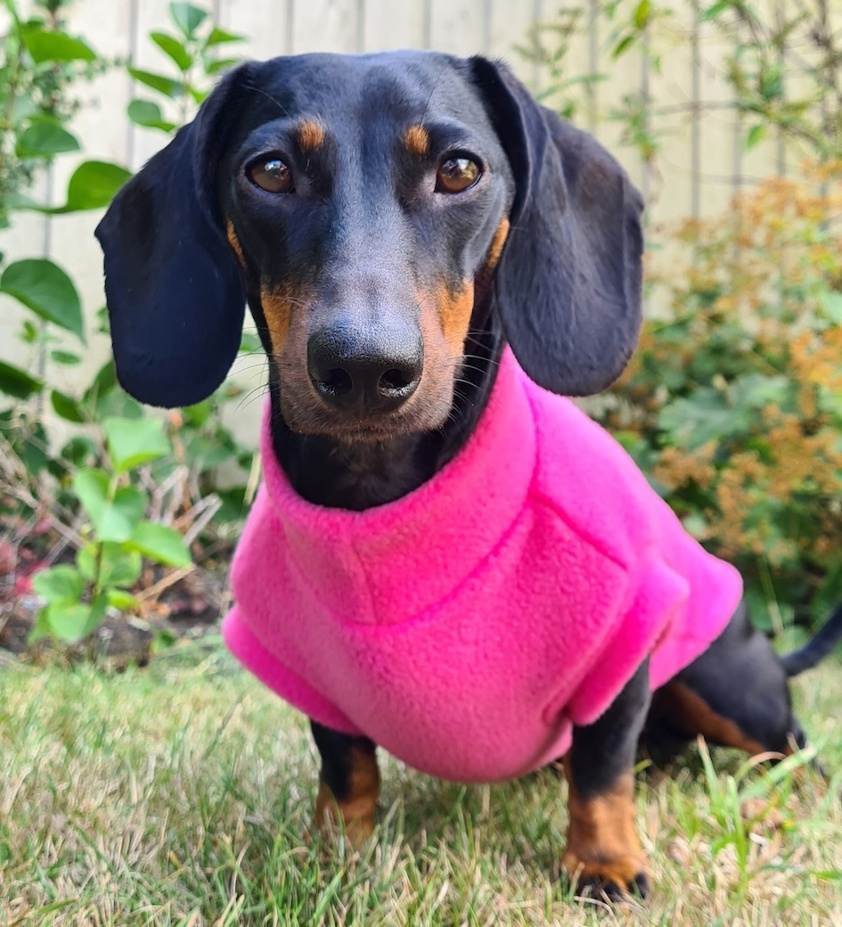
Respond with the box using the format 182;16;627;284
222;349;743;783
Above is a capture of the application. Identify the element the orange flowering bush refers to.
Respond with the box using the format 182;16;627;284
600;164;842;629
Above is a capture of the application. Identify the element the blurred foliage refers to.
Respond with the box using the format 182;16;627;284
0;2;252;650
521;0;842;171
522;0;842;628
704;0;841;160
0;0;118;227
127;0;244;130
600;164;842;628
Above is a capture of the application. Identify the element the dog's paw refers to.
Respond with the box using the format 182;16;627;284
313;782;375;850
561;848;650;901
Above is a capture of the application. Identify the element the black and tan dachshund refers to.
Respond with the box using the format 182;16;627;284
96;51;842;900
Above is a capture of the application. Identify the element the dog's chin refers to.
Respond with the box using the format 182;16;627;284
278;395;454;444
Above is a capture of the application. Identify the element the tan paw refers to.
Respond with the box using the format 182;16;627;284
314;782;375;850
562;847;650;900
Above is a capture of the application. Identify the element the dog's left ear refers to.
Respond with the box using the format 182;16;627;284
95;64;256;408
470;57;644;396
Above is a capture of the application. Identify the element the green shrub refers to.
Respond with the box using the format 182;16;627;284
0;2;251;650
600;164;842;628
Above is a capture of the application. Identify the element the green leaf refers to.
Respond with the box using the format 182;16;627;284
701;0;732;22
127;99;176;133
728;374;792;413
73;469;148;542
41;594;108;643
83;359;118;404
758;64;784;102
32;566;85;604
0;360;43;399
206;26;244;46
205;57;239;75
40;603;93;642
108;487;148;540
612;34;636;58
21;27;96;64
633;0;652;28
16;120;80;157
188;86;209;105
104;416;171;473
51;350;81;365
77;543;142;588
63;160;132;211
72;467;108;520
94;390;145;421
170;2;209;39
0;259;84;341
129;67;184;99
819;289;842;325
75;544;97;582
60;435;97;467
239;331;262;353
183;399;212;427
128;521;192;567
51;389;87;423
107;589;139;610
658;387;749;450
745;124;766;150
150;31;193;70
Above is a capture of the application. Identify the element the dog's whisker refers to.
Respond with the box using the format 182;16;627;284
233;383;271;414
246;83;290;117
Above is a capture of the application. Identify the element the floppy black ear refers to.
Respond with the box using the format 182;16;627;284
95;64;255;408
470;57;644;396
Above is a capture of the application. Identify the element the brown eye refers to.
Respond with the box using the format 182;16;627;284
436;155;481;194
247;156;293;194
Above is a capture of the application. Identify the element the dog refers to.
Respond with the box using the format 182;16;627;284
95;51;842;900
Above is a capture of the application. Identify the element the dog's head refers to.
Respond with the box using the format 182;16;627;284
97;52;643;438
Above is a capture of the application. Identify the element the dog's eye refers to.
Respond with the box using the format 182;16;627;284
436;155;482;194
247;156;294;194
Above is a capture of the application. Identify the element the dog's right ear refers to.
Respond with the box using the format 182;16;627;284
96;63;255;408
469;57;644;397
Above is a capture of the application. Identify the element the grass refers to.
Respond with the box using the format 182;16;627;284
1;639;841;927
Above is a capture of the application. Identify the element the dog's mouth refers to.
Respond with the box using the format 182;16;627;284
274;354;459;442
279;386;454;441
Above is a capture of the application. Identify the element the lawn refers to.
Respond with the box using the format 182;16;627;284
1;639;840;927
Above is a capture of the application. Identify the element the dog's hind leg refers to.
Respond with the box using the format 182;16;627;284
644;602;804;764
562;660;652;900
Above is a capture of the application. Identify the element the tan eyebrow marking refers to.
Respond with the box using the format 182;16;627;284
403;124;430;157
296;120;326;152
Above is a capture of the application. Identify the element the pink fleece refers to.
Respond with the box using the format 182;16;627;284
222;350;742;783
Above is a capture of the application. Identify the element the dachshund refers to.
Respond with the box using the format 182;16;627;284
96;51;842;900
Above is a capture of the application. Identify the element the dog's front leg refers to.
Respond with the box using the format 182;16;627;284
311;720;380;847
561;660;651;900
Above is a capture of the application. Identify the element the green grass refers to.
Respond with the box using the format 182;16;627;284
1;640;840;926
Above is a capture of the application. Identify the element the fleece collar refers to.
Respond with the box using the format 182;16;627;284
258;349;536;626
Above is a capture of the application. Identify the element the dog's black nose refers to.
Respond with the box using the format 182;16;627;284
307;324;423;413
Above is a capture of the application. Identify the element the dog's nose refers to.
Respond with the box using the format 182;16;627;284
307;324;423;413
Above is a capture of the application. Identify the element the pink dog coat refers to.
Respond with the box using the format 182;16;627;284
222;349;742;783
